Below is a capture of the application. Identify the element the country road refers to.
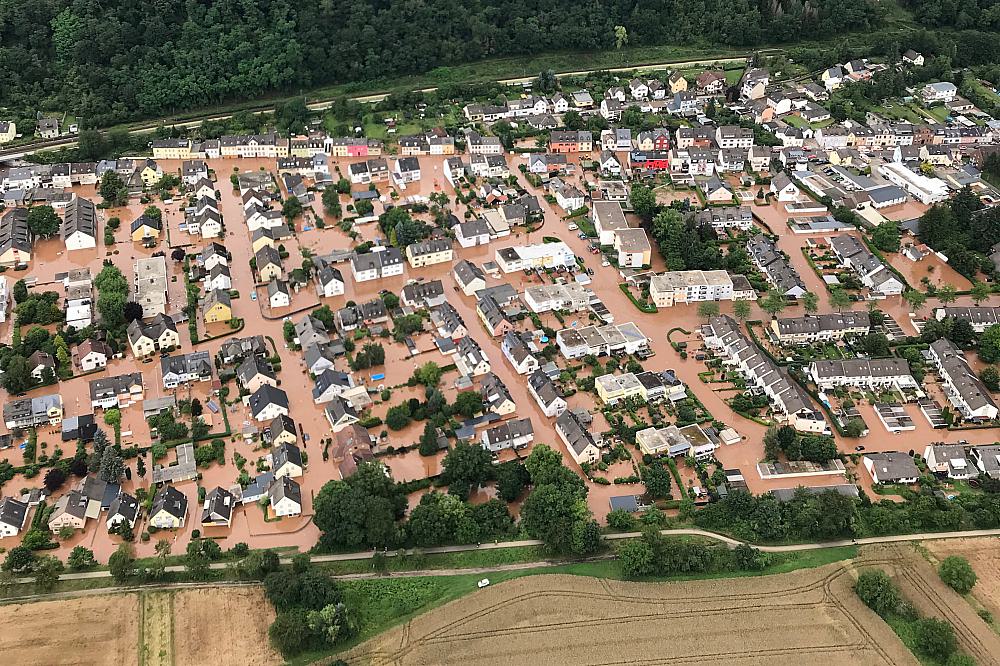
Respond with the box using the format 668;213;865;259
13;526;1000;588
0;54;749;160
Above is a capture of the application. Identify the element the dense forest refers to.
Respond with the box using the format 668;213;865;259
0;0;885;127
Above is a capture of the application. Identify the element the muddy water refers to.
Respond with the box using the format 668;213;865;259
5;152;1000;562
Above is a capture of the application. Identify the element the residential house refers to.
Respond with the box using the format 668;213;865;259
405;238;453;269
0;497;28;537
201;487;236;527
160;351;212;389
127;313;180;358
75;339;112;372
272;441;305;479
351;248;405;282
863;452;920;484
89;373;143;409
202;288;233;324
929;338;999;421
528;368;567;417
456;336;491;376
453;259;486;295
924;443;978;480
62;197;98;250
150;485;188;529
237;356;278;394
267;279;291;308
481;418;534;452
0;208;33;266
555;409;601;464
106;492;139;531
480;372;517;416
269;476;303;517
249;385;290;422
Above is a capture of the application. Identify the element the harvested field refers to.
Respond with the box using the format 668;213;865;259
172;587;281;666
0;593;140;665
923;537;1000;628
342;568;917;666
139;591;174;666
860;544;1000;666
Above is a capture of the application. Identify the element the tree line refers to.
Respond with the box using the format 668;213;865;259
1;0;884;127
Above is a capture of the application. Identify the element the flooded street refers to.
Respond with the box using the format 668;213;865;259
2;146;999;562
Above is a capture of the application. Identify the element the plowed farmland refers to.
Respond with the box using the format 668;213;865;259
341;569;918;666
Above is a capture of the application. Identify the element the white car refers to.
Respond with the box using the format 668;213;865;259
601;260;610;267
477;578;490;588
567;223;578;231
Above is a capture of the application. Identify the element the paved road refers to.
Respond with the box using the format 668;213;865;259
17;527;1000;586
0;54;749;160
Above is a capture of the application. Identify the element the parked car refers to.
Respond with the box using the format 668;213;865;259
478;578;490;588
568;223;578;231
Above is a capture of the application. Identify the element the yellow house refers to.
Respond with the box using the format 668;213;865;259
138;159;162;187
405;238;453;268
669;72;688;93
0;121;16;145
595;373;645;406
250;228;278;254
203;289;233;324
130;214;162;242
151;139;192;160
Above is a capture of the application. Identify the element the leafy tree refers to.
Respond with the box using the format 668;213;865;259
99;446;124;483
452;391;483;419
938;555;977;594
269;608;316;657
43;466;67;492
915;617;957;662
2;355;33;393
313;462;405;550
12;279;28;304
980;325;1000;364
759;290;787;318
855;569;900;617
32;555;64;591
829;287;852;311
108;543;135;583
979;366;1000;392
642;464;672;500
440;442;493;500
384;404;411;431
322;189;342;218
606;508;636;531
696;301;720;320
27;206;60;238
971;281;992;305
495;461;530;502
411;362;443;386
184;539;213;579
67;546;97;570
903;289;927;313
418;422;440;457
2;546;36;573
630;185;656;220
282;196;303;221
237;549;281;580
801;292;819;313
936;285;958;305
861;332;890;358
733;300;751;321
99;171;128;207
307;603;357;646
617;531;656;578
870;221;900;252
